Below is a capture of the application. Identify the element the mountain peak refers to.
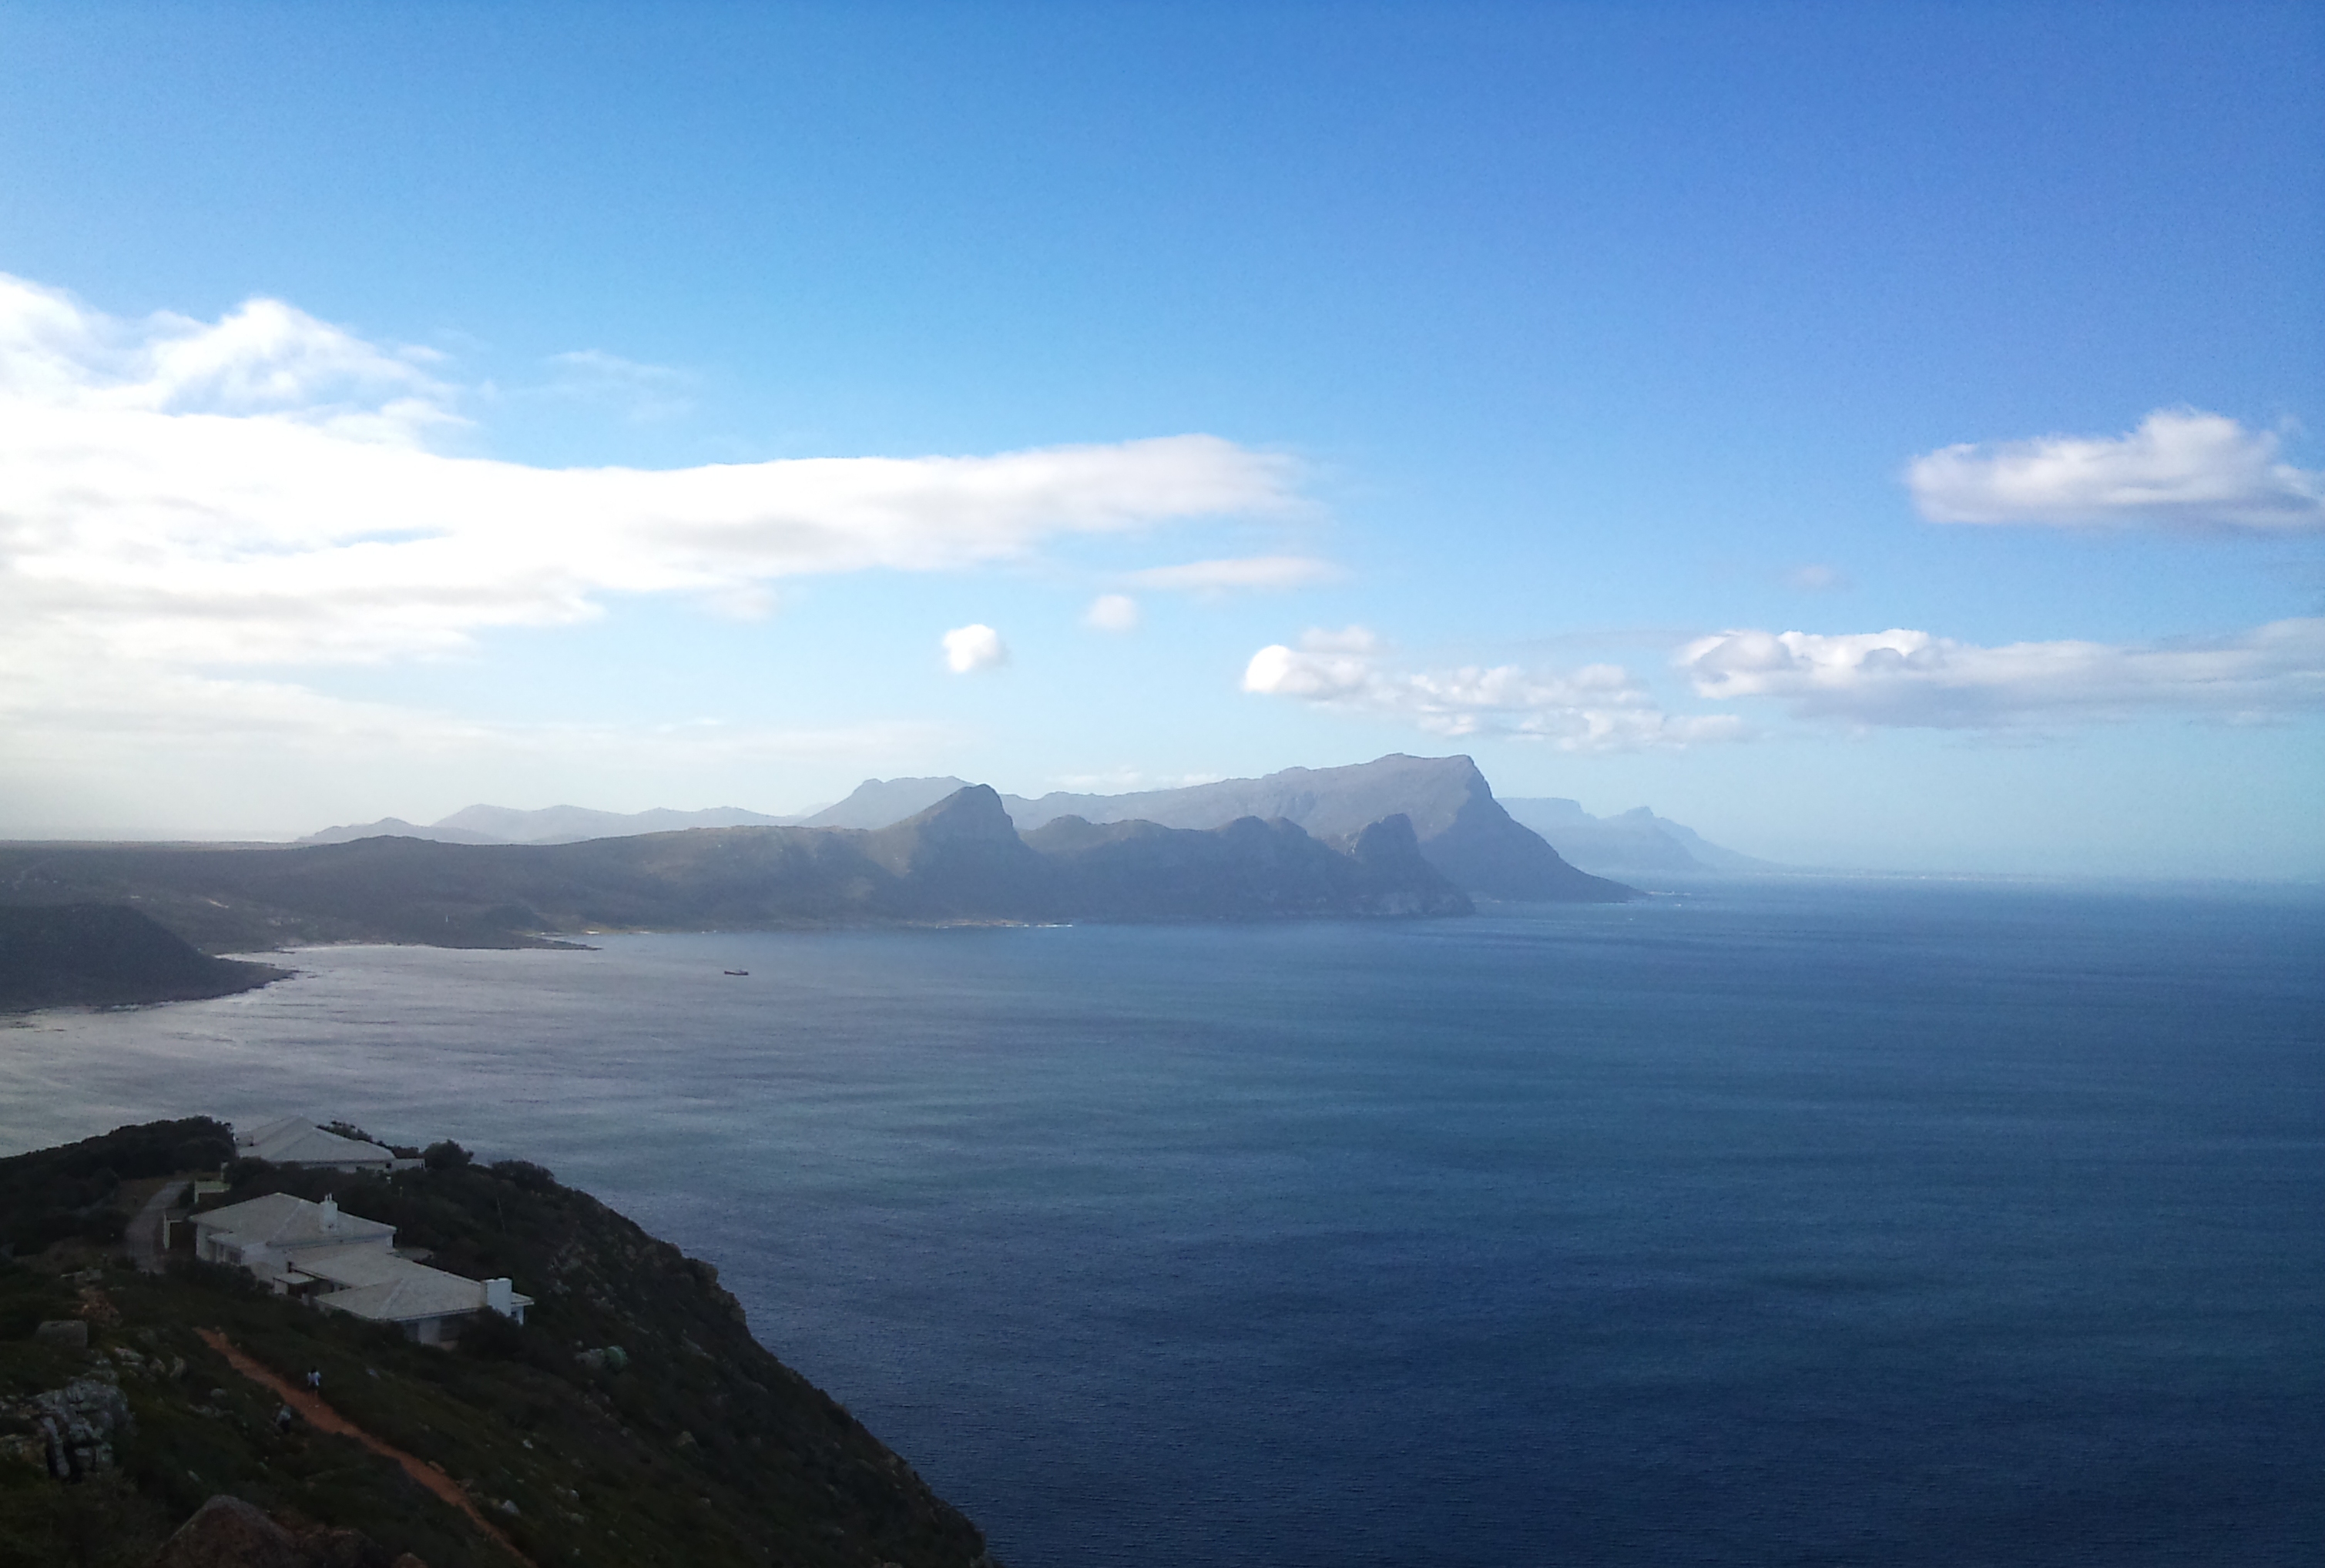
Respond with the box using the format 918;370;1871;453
894;783;1018;841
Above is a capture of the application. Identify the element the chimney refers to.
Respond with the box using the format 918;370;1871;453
320;1194;338;1231
485;1278;514;1316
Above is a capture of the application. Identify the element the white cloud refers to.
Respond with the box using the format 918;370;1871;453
1679;618;2325;729
0;273;459;447
1906;408;2325;532
941;623;1008;673
1123;554;1340;591
0;273;1311;822
0;273;1301;672
1242;628;1743;751
0;273;1303;794
1084;592;1142;632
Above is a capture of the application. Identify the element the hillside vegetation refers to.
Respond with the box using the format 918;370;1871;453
0;1120;993;1568
0;906;287;1013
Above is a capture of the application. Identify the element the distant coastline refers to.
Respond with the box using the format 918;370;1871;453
0;757;1639;960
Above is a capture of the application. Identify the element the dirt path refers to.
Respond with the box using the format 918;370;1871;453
195;1328;536;1566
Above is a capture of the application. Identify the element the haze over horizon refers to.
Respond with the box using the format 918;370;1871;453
2;5;2318;879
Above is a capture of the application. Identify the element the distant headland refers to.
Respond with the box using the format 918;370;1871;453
0;757;1659;990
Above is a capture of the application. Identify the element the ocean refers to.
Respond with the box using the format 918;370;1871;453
4;879;2320;1566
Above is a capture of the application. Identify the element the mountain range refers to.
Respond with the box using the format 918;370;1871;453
299;801;807;846
301;756;1768;881
0;759;1652;956
2;782;1492;955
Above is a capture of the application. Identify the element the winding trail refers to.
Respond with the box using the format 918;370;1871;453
194;1328;537;1566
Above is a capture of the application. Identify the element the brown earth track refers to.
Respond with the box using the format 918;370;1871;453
196;1328;537;1566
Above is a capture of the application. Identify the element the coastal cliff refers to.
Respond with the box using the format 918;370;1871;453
0;1118;993;1567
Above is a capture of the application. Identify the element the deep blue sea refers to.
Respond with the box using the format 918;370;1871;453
5;879;2321;1566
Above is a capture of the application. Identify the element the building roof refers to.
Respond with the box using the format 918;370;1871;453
283;1241;418;1289
235;1117;396;1168
296;1245;535;1325
191;1192;396;1253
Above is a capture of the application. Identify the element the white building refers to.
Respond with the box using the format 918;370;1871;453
234;1117;399;1173
190;1191;530;1345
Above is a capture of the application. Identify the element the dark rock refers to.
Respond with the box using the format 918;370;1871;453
32;1375;132;1477
152;1495;304;1568
150;1497;402;1568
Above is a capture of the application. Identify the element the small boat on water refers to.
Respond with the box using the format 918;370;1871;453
723;969;749;977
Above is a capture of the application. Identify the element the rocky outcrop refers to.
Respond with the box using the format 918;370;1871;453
0;1372;133;1479
150;1494;424;1568
152;1496;305;1568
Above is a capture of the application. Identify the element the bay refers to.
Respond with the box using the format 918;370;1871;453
4;879;2320;1565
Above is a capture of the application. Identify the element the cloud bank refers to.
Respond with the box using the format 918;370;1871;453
1246;616;2325;747
1242;628;1743;751
0;273;1300;671
1906;409;2325;532
1680;618;2325;729
0;273;1302;792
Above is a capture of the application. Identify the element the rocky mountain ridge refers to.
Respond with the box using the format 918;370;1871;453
0;786;1487;956
297;756;1636;906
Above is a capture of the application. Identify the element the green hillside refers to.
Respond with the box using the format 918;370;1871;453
0;1120;993;1567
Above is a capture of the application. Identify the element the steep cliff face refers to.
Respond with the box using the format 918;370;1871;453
1407;786;1634;903
1006;755;1635;903
1025;811;1471;920
1346;813;1481;915
861;786;1056;920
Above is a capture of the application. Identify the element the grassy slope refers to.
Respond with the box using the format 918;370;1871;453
0;1123;992;1568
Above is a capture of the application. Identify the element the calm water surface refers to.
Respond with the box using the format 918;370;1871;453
4;880;2320;1566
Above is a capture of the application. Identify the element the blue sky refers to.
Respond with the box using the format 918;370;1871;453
1;2;2319;875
